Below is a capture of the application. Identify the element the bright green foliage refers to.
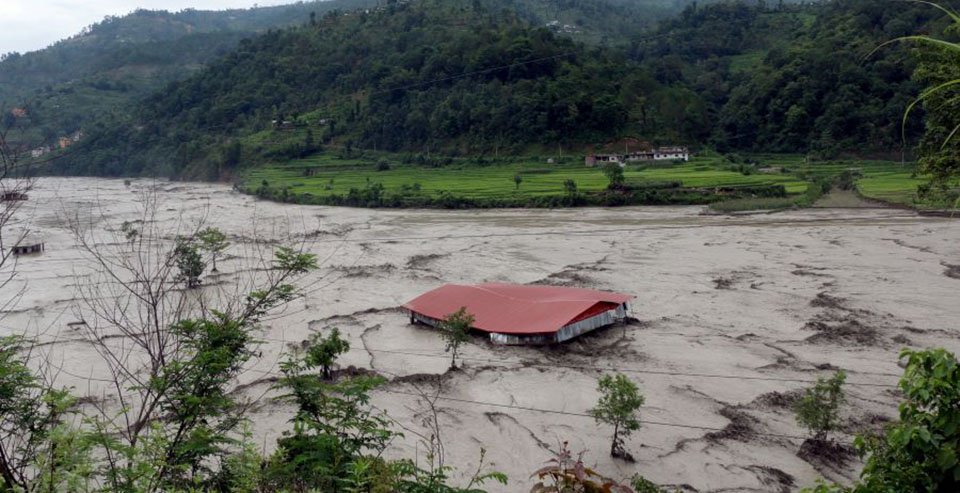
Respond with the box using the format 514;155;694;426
173;235;205;288
274;246;318;273
633;474;670;493
272;335;395;491
305;327;350;379
218;424;263;493
153;313;259;487
852;348;960;492
800;348;960;493
0;336;79;491
440;307;474;370
795;370;847;442
602;162;625;189
590;373;645;459
197;227;229;272
908;9;960;207
87;305;287;491
244;154;811;208
390;449;507;493
28;421;95;493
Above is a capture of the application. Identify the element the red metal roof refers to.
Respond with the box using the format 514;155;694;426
403;283;632;335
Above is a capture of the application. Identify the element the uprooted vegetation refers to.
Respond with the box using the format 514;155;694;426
750;390;804;410
406;252;447;270
797;439;856;470
705;406;761;443
803;291;884;346
804;317;880;346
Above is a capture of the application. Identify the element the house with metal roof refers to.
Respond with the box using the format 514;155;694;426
403;283;632;345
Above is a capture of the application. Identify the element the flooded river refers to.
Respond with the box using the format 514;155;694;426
3;177;959;491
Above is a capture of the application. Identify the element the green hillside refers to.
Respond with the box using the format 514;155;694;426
16;0;949;215
51;0;684;178
0;0;378;145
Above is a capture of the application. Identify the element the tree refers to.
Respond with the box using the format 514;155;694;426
563;179;577;196
514;173;523;190
304;327;350;379
801;349;960;493
795;370;846;442
0;337;77;491
174;235;204;288
67;193;319;492
880;4;960;207
590;374;644;460
1;104;35;311
273;347;394;490
853;348;960;492
440;307;473;370
197;226;229;272
602;162;625;189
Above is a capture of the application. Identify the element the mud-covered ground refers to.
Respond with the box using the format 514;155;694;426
4;178;960;492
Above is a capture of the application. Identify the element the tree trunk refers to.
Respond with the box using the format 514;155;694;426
611;422;619;457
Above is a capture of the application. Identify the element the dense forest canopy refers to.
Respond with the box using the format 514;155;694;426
12;0;951;179
0;0;379;145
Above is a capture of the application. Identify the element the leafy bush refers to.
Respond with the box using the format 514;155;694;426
795;370;847;442
440;307;474;369
530;441;634;493
801;349;960;492
590;374;645;460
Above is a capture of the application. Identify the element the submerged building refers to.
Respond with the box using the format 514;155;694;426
404;283;632;345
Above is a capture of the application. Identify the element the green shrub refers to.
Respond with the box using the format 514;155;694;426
795;370;847;442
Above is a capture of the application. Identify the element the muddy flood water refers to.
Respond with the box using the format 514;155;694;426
4;177;960;492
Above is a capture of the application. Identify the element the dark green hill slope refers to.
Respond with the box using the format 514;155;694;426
2;0;676;153
37;0;954;179
0;0;377;144
54;0;684;178
628;0;947;156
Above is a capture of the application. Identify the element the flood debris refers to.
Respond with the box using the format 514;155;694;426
797;438;855;469
744;465;796;493
406;253;447;270
330;263;396;277
750;390;803;410
810;292;846;309
804;317;879;346
705;407;760;443
942;262;960;279
713;276;735;289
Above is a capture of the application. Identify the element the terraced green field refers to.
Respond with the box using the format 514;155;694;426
242;151;927;208
245;154;808;199
790;159;922;205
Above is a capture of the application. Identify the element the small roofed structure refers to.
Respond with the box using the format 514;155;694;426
11;241;44;256
1;191;28;201
404;283;632;345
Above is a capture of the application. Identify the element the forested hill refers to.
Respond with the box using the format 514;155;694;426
0;0;377;143
630;0;947;156
53;0;679;178
42;0;951;178
2;0;688;153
